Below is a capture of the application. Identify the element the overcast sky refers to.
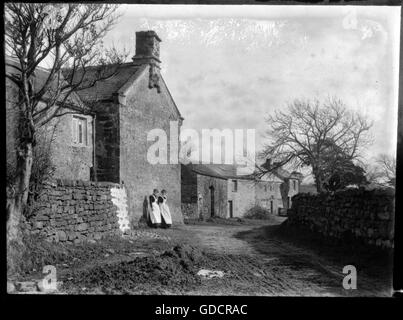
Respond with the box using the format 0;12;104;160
104;5;400;165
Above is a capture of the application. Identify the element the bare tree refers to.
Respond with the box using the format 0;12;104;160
5;3;126;245
375;154;396;186
260;97;373;193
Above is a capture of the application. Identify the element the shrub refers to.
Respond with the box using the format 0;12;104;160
244;205;271;220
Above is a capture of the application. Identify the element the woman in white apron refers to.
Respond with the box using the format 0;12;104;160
158;189;172;228
149;189;161;228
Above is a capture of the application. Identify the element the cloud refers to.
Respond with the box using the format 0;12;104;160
106;5;400;162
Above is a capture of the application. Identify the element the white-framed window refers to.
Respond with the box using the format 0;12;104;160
72;116;88;146
293;180;297;191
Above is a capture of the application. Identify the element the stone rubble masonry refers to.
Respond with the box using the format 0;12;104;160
25;179;130;243
287;188;395;249
181;203;198;219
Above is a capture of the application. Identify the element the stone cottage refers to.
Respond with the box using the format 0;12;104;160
181;164;232;219
71;30;184;225
6;58;95;181
181;163;301;219
260;158;303;212
6;30;184;228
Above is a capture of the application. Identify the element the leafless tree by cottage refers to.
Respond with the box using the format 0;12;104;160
259;97;373;193
5;3;126;264
5;4;396;298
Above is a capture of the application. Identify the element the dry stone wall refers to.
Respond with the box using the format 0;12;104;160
25;179;129;243
287;188;395;248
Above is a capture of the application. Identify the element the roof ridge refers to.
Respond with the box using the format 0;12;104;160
5;56;52;73
117;64;147;97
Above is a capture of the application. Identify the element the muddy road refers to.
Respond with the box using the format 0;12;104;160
164;217;392;296
12;217;392;296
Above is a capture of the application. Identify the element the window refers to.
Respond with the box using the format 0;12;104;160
293;180;297;191
72;116;88;146
232;180;238;192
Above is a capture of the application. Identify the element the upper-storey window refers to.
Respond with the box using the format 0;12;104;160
72;116;88;146
232;180;238;192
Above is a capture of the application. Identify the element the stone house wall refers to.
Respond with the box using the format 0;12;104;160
181;203;199;219
227;179;256;218
119;68;183;226
287;178;300;207
6;79;93;182
94;101;120;183
25;179;129;243
180;164;198;218
180;167;289;219
287;189;395;248
49;111;93;181
197;175;228;219
255;181;282;215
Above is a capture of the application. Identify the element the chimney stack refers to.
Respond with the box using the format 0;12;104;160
132;30;161;67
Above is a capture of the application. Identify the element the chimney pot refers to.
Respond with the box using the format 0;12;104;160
132;30;161;65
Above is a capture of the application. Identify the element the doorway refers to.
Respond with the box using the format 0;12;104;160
209;185;215;217
228;200;233;218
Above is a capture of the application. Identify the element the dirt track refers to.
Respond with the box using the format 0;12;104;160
12;217;392;296
167;218;392;296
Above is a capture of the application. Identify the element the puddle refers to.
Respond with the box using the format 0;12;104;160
197;269;225;279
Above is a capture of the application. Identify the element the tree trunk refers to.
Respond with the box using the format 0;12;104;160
314;172;323;193
7;142;33;243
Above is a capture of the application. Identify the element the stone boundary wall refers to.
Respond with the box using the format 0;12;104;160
25;179;129;243
287;188;395;249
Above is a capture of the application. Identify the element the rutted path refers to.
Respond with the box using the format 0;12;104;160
9;218;392;296
174;218;392;296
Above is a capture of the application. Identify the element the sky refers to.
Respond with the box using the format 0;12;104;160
103;5;400;168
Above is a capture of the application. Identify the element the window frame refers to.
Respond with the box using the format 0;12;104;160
72;115;88;147
232;179;238;192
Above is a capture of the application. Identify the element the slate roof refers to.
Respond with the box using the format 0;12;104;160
184;163;255;180
6;57;82;108
64;61;183;119
64;62;143;102
273;168;303;180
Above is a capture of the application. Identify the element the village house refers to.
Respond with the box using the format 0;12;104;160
6;30;184;226
260;158;303;212
181;162;303;219
6;58;95;182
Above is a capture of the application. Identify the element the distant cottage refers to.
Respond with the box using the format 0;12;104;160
6;30;184;226
181;162;302;219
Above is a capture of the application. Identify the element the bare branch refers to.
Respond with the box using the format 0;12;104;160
260;97;373;192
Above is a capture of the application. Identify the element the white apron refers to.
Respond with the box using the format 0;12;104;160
160;196;172;225
149;195;161;224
